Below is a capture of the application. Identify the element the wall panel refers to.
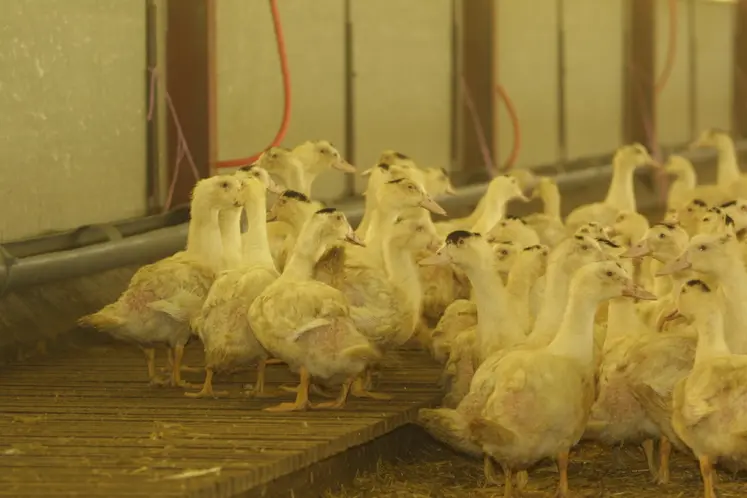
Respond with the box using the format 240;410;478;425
351;0;452;193
655;0;693;146
0;0;147;243
563;0;624;159
216;0;346;201
496;0;559;168
694;0;734;133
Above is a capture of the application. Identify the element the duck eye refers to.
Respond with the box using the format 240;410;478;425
336;214;343;221
416;226;424;232
698;244;708;251
580;245;589;251
658;233;666;239
687;208;693;213
605;271;614;277
499;249;508;256
220;181;229;189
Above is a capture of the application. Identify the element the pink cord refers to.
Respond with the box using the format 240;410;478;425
460;74;497;177
147;67;203;212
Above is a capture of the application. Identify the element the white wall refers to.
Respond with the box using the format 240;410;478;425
0;0;147;243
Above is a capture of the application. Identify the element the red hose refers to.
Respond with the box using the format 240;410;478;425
215;0;292;168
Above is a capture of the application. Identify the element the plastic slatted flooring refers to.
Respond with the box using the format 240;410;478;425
0;343;442;497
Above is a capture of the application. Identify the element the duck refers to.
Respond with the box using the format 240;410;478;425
422;166;457;197
697;206;736;236
564;143;658;233
290;140;357;185
248;208;379;412
668;278;747;498
673;198;711;238
356;160;425;239
77;175;246;387
658;232;747;355
266;190;319;271
471;261;655;497
690;128;747;200
487;216;540;250
255;147;308;195
664;155;698;211
185;167;280;398
522;177;566;248
434;175;529;237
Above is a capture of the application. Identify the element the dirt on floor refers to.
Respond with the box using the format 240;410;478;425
325;439;746;498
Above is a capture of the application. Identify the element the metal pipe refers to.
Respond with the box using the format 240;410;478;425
1;142;744;294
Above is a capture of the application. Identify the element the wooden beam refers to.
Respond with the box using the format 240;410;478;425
622;0;656;148
457;0;495;183
165;0;216;207
734;0;747;138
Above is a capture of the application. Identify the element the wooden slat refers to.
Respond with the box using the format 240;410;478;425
0;343;442;497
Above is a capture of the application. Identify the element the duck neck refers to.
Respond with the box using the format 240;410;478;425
674;167;697;190
465;194;488;227
716;140;740;186
545;286;600;366
506;266;538;334
218;207;244;270
605;297;642;343
286;207;315;235
542;185;562;220
714;262;747;354
464;254;524;353
242;192;275;270
604;161;637;212
281;233;326;282
365;206;400;266
280;165;308;195
693;311;730;366
530;263;571;342
472;191;508;233
185;202;223;270
382;239;422;332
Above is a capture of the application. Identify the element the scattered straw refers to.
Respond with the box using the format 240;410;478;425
325;440;747;498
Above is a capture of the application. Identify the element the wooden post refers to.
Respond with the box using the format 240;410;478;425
733;0;747;138
458;0;496;183
165;0;216;207
622;0;656;149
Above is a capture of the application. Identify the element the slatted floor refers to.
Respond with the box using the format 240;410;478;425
0;342;443;497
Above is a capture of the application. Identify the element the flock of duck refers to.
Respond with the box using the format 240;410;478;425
78;129;747;498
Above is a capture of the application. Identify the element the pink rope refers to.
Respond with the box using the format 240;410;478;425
460;74;497;177
147;67;203;212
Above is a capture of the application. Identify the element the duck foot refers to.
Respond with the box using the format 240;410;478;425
350;377;392;400
263;367;310;412
278;384;336;398
311;378;353;410
184;369;228;398
654;437;672;485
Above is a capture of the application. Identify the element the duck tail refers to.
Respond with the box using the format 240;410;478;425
341;343;381;363
468;416;517;447
417;408;483;458
77;304;126;331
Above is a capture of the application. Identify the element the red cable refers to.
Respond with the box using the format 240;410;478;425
496;83;521;171
215;0;292;169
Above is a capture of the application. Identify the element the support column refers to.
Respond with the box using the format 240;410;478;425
165;0;216;207
457;0;496;182
733;0;747;138
622;0;656;149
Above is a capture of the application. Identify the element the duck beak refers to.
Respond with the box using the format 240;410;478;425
333;159;357;174
656;253;692;276
419;251;451;266
621;280;658;301
420;196;447;216
426;238;443;252
444;184;457;196
344;231;366;247
621;239;651;259
656;309;682;332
